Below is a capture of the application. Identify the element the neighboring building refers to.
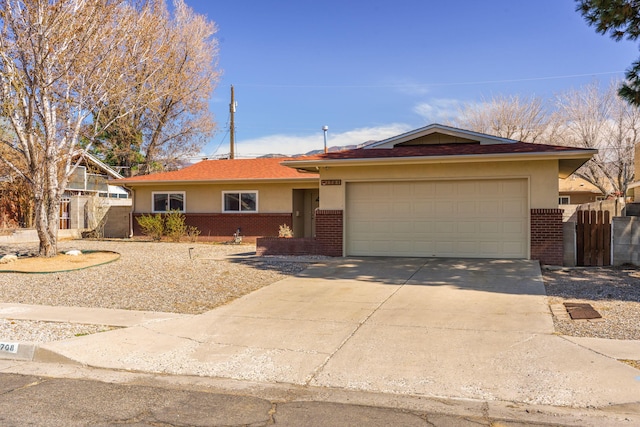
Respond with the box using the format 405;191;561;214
65;153;131;200
558;176;605;206
117;124;596;265
61;153;131;236
1;152;131;234
626;142;640;202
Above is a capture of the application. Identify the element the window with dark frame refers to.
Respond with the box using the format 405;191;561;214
223;191;257;212
152;192;185;212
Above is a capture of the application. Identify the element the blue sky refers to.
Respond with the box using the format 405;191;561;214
186;0;639;158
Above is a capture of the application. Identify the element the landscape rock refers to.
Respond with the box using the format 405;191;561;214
0;254;18;264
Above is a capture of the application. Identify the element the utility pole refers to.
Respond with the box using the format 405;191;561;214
230;85;236;159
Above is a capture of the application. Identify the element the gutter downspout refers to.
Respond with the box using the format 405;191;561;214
128;188;135;238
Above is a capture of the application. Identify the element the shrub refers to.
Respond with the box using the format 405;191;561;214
164;210;187;242
186;225;201;243
136;213;164;241
278;224;293;238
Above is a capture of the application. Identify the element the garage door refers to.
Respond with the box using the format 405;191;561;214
346;179;528;258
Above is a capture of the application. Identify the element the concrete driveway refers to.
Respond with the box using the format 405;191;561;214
40;257;640;408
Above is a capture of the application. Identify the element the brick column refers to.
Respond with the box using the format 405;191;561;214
531;208;563;266
315;209;343;257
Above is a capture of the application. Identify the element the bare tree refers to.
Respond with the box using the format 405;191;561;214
453;82;638;197
0;0;193;256
455;95;550;143
94;0;219;176
552;80;639;196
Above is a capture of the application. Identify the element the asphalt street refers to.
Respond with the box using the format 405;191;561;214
0;372;619;426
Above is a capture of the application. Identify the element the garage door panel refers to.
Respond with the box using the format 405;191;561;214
413;182;436;197
434;201;455;215
346;180;528;258
503;200;527;215
413;202;433;216
435;182;455;196
457;222;477;233
503;221;526;234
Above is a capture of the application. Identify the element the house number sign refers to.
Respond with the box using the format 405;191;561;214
0;342;18;354
321;180;341;186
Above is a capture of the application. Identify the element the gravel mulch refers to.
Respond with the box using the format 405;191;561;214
0;239;315;343
543;265;640;340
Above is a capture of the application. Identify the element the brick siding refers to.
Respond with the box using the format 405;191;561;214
132;212;291;242
256;237;321;256
530;208;564;265
315;210;343;257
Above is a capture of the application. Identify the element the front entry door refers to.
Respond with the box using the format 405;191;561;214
293;189;319;238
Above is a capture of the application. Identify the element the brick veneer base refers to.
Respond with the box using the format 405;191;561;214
256;237;321;256
132;213;291;241
530;208;564;266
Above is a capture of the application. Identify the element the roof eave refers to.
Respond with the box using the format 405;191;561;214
111;176;319;186
282;150;597;174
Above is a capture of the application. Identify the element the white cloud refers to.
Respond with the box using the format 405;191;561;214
413;98;465;124
391;79;432;96
226;123;413;157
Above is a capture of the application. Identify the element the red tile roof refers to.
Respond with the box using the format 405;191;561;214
113;157;318;184
300;142;594;160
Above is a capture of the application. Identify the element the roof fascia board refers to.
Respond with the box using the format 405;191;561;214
113;177;319;186
282;150;597;170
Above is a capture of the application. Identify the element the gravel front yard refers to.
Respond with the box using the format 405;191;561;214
543;265;640;340
0;240;314;342
0;240;310;314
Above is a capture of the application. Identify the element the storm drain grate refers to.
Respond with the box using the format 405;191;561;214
563;302;602;320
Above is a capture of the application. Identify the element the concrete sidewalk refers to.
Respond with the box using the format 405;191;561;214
1;258;640;411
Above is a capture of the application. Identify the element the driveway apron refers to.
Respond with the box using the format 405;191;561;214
40;258;640;408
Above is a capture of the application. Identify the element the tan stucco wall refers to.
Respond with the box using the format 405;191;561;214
130;181;318;213
317;159;559;210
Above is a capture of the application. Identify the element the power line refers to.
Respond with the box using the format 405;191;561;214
233;71;625;89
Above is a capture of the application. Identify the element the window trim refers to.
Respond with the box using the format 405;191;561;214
151;191;186;213
222;191;259;213
558;196;570;205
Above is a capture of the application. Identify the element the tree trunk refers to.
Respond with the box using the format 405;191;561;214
34;195;57;257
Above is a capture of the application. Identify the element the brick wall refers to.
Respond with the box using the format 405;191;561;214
315;209;343;257
256;237;321;256
531;208;563;265
132;213;291;241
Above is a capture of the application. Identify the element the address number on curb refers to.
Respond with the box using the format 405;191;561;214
0;342;19;354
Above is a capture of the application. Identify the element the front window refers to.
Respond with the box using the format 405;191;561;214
558;196;570;205
223;191;257;212
152;192;185;212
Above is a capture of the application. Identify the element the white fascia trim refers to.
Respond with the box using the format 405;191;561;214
282;150;597;169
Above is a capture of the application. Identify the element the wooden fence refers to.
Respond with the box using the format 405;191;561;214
576;210;611;266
